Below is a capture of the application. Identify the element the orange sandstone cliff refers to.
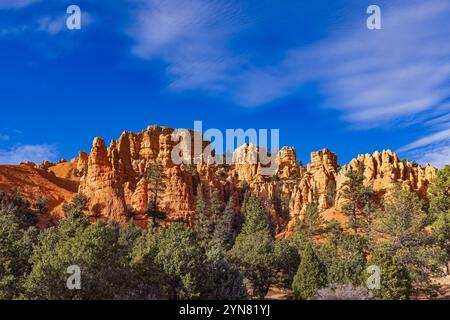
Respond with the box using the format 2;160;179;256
0;125;438;231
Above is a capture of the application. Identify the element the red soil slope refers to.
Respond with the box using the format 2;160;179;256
0;164;78;220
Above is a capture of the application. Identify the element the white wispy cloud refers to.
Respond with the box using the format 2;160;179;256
129;0;245;91
128;0;450;168
398;127;450;168
0;144;58;164
419;145;450;169
235;1;450;128
403;141;450;169
36;12;93;35
398;129;450;153
129;0;450;128
37;15;66;35
0;134;10;141
0;0;41;9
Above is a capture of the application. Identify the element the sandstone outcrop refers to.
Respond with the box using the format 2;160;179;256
1;126;439;233
71;128;439;230
335;150;437;208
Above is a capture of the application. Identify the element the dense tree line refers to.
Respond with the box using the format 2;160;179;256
0;165;449;300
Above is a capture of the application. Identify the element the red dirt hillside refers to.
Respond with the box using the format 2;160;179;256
0;164;78;219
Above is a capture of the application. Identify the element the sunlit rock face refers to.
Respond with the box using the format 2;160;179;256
72;127;437;230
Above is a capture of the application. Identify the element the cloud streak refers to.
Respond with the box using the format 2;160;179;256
398;129;450;153
0;0;41;9
0;144;58;165
236;1;450;128
128;0;450;168
129;0;245;91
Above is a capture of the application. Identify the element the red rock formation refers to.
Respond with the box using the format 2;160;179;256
72;128;438;229
79;137;127;222
1;126;438;233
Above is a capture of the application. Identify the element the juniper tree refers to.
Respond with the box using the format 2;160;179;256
25;220;133;300
154;223;208;299
374;185;445;298
430;166;450;274
292;243;327;300
1;191;38;229
367;245;412;300
231;194;278;299
0;210;37;299
318;231;367;287
204;241;248;300
62;193;89;217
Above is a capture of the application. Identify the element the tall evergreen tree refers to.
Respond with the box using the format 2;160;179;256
292;243;327;300
374;185;445;298
303;204;324;237
209;188;223;220
214;196;237;250
241;193;271;235
368;245;412;300
0;210;36;299
274;238;301;290
144;161;167;225
341;169;377;234
430;166;450;274
194;184;215;245
319;231;367;286
231;194;278;299
205;241;248;300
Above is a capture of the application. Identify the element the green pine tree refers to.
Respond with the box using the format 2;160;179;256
231;194;278;299
319;231;367;286
292;243;327;300
194;184;215;245
154;223;208;299
0;209;37;299
368;245;412;300
341;169;377;234
303;204;324;237
241;193;271;234
205;241;248;300
214;196;237;250
144;161;167;225
430;166;450;274
374;185;445;298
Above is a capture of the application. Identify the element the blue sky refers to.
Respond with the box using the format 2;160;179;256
0;0;449;167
